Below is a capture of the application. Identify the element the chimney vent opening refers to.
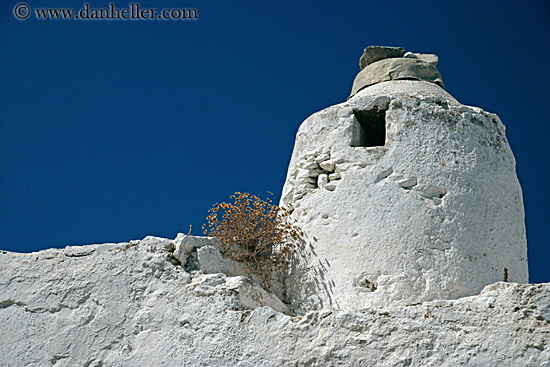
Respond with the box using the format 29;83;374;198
352;108;386;147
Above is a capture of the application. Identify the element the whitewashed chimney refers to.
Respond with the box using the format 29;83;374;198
281;46;528;310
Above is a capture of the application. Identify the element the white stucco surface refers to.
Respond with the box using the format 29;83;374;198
0;236;547;367
281;81;528;310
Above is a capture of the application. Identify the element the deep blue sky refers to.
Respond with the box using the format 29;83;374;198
1;1;548;282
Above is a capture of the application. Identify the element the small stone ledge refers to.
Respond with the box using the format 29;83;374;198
187;273;289;314
64;245;97;257
172;233;218;266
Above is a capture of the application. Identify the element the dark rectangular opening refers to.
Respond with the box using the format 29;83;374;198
353;108;386;147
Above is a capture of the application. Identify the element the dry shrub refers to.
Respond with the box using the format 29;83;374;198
203;192;303;274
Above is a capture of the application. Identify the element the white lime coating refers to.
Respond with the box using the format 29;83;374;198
281;80;528;310
0;237;548;366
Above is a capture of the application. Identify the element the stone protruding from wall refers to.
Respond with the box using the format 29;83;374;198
351;46;445;98
281;80;528;311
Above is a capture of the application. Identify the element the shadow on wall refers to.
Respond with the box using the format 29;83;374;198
285;234;338;312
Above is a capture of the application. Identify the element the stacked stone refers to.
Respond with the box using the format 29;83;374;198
350;45;445;98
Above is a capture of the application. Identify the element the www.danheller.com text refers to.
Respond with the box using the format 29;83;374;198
14;3;198;21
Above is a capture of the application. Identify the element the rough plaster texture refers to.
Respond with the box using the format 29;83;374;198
281;80;528;311
1;236;548;366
